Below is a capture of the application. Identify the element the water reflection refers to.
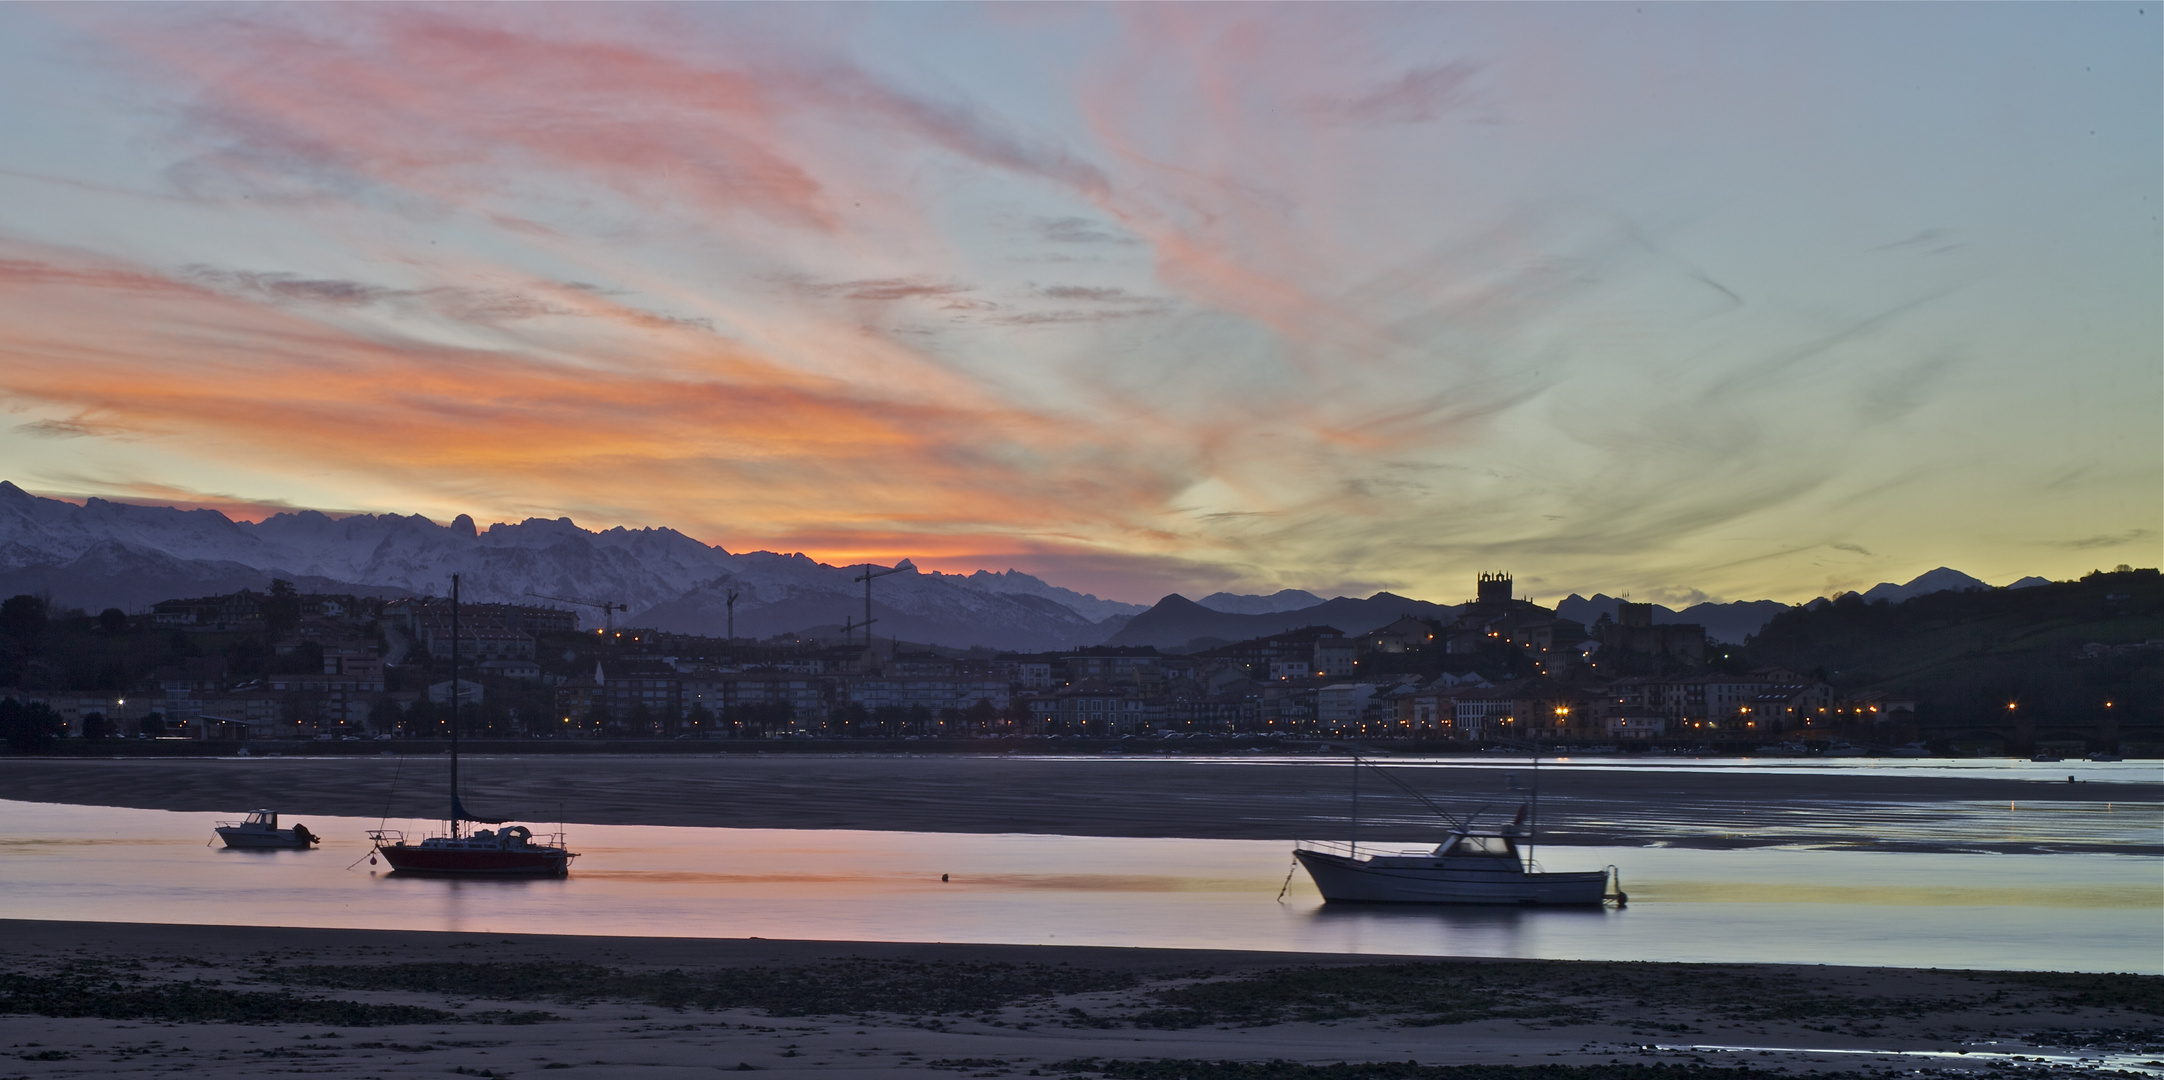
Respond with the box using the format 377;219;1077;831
0;799;2154;974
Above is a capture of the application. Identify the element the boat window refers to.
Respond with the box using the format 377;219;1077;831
1440;835;1517;857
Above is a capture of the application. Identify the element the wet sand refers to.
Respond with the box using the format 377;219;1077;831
1;920;2155;1079
0;755;2156;853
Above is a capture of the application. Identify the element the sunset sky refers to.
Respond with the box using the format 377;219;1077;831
0;3;2155;606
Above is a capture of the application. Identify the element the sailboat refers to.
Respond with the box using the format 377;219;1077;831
1292;752;1619;905
369;574;576;877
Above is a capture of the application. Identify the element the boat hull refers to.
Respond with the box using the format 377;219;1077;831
1295;849;1610;905
375;845;570;877
215;827;314;850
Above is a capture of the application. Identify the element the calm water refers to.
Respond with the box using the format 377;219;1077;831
1;799;2155;973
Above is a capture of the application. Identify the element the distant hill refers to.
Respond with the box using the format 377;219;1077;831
1557;567;2057;644
1554;594;1791;645
1107;592;1459;650
1196;590;1326;615
1854;566;1993;605
0;541;410;613
1745;568;2163;734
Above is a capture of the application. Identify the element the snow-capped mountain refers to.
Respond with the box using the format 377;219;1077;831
924;568;1148;623
0;482;1137;649
643;559;1126;652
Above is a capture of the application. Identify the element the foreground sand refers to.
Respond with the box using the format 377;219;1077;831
0;920;2156;1079
2;754;2155;853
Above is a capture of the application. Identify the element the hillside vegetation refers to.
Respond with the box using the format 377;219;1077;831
1745;568;2162;735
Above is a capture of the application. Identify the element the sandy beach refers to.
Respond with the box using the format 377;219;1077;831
1;920;2156;1079
2;755;2155;853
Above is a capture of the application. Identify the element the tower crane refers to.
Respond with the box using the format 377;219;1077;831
852;563;906;649
525;592;628;634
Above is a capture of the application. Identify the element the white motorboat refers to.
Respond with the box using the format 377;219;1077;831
1822;741;1868;757
1292;755;1621;906
1295;816;1615;905
215;810;318;849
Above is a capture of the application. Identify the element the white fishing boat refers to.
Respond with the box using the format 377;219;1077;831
1295;812;1615;905
214;810;318;849
1291;755;1622;906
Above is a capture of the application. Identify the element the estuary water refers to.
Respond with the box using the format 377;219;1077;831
1;798;2156;973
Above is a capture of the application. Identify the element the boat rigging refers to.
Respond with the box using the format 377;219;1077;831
371;574;577;877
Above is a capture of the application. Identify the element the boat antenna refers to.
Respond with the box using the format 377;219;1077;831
449;572;461;840
1344;749;1474;833
378;749;403;833
1528;743;1540;873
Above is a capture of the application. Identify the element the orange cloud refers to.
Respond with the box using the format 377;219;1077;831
0;244;1210;571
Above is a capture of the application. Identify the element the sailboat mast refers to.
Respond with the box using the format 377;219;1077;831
449;573;460;840
1350;753;1359;858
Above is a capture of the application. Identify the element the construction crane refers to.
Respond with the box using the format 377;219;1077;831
852;563;905;649
525;592;627;634
725;589;741;642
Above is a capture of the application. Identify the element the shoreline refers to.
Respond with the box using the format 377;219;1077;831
1;754;2155;854
1;920;2158;1079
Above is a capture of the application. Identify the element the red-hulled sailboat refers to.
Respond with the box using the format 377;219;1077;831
370;574;576;878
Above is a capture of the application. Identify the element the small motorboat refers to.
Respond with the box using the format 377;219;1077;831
215;810;318;849
1889;742;1931;757
2030;752;2064;762
2087;751;2124;762
1295;815;1616;906
1292;755;1620;906
1822;741;1868;757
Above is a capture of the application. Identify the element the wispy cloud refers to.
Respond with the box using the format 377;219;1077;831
0;3;2147;605
15;417;137;440
1319;62;1482;125
2052;530;2152;550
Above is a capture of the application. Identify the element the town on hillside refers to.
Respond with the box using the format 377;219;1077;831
1;570;2156;757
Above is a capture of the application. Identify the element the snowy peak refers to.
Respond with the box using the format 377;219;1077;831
928;567;1147;623
0;482;1142;649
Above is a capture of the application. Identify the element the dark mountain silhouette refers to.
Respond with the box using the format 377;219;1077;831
1855;567;1992;604
1107;591;1459;650
1196;589;1326;614
1554;594;1792;645
0;540;411;613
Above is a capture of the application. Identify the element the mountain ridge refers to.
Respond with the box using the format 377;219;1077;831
0;482;2058;653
